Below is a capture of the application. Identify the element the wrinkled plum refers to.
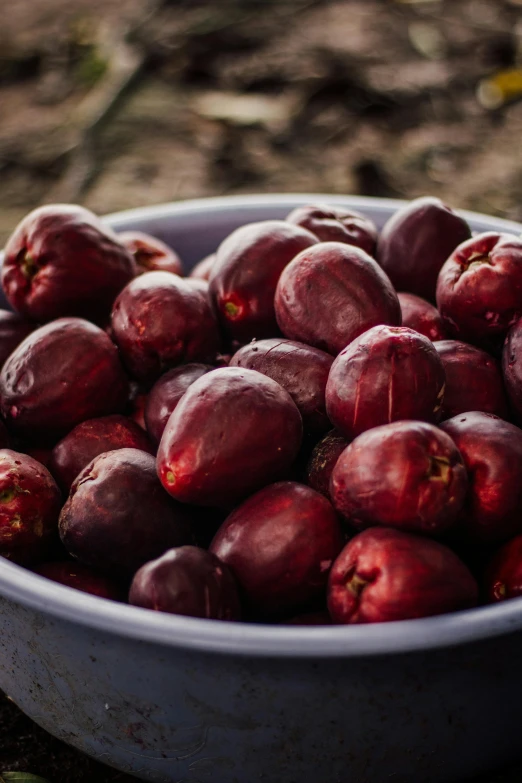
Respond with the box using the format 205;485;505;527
49;414;155;492
157;367;303;508
2;204;136;323
328;527;478;623
377;196;471;302
111;271;221;384
129;545;241;620
485;535;522;602
305;429;349;499
210;481;343;617
59;448;192;577
190;253;216;281
286;204;377;256
0;450;61;565
436;232;522;344
326;325;445;439
275;242;401;356
502;317;522;423
145;363;213;444
441;412;522;543
398;293;447;342
0;317;129;442
34;560;123;600
0;310;34;368
434;339;508;420
230;338;333;433
118;230;183;276
209;220;318;342
330;421;467;535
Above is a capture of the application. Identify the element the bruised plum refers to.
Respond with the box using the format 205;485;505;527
190;253;216;281
286;204;378;256
330;421;467;535
210;481;343;617
434;339;509;420
49;414;155;492
118;230;183;276
0;310;34;368
111;271;221;384
436;232;522;344
485;535;522;602
0;317;129;442
59;448;192;578
34;561;123;600
209;220;318;343
326;325;445;439
377;196;471;302
0;450;61;565
157;367;303;508
145;363;213;444
230;338;333;433
2;204;136;323
328;527;478;624
441;412;522;543
502;317;522;423
275;242;401;356
398;293;447;342
305;430;349;499
129;545;241;620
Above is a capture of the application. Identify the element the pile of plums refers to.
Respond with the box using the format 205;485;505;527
1;197;522;626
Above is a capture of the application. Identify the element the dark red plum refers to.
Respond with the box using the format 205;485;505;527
502;317;522;423
111;271;221;384
436;232;522;344
118;230;183;276
129;546;241;620
2;204;136;323
59;448;192;578
326;325;445;439
34;561;123;600
434;339;509;420
145;363;213;444
398;293;447;342
377;196;471;302
49;414;155;492
330;421;467;535
305;429;349;499
328;527;478;624
485;535;522;602
441;412;522;543
128;388;148;431
275;242;401;356
210;481;343;617
230;338;333;433
0;310;34;368
209;220;318;343
0;449;61;565
286;204;378;256
190;253;216;281
0;318;129;442
157;367;303;507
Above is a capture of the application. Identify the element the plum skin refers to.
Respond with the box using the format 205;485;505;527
326;325;446;439
502;316;522;423
0;449;62;565
398;293;446;342
118;230;183;276
328;527;478;624
286;204;378;256
157;367;303;508
485;535;522;602
275;241;401;356
59;448;193;578
34;561;123;600
129;546;241;620
0;310;34;369
1;204;136;323
330;421;467;536
305;430;349;499
210;481;343;617
0;317;129;442
144;363;213;444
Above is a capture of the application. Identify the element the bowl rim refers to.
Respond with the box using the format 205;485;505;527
2;192;522;659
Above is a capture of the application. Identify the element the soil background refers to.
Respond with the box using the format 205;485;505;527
1;0;522;780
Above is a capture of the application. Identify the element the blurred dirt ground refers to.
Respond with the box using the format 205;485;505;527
1;0;522;780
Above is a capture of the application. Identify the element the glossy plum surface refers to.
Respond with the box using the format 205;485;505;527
398;292;447;342
144;363;213;444
286;204;377;255
118;230;183;276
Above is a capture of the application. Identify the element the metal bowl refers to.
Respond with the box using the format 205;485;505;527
1;194;521;783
